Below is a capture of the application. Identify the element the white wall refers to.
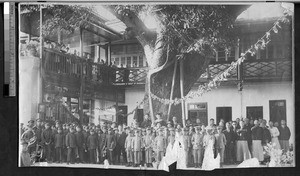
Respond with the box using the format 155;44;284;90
186;82;294;144
19;56;42;124
125;87;145;126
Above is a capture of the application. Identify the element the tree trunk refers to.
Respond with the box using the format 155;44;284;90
144;51;210;125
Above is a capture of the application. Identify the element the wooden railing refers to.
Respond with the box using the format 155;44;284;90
42;49;291;86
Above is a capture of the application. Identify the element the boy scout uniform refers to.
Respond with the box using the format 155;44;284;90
143;128;154;165
154;128;166;163
191;126;204;168
132;128;142;166
125;129;133;166
182;127;191;167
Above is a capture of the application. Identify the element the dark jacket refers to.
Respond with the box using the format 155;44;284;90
87;134;98;150
117;132;127;148
41;128;52;144
223;129;235;144
141;119;152;128
251;126;263;140
66;132;77;148
98;133;106;150
237;127;248;141
75;131;85;148
262;127;271;145
105;134;116;150
278;126;291;140
54;133;65;148
34;126;43;144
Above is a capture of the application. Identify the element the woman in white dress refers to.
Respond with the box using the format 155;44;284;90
201;126;220;170
268;121;281;150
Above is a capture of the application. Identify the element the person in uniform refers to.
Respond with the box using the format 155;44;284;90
54;127;64;163
154;128;166;167
116;125;127;165
75;125;85;163
191;126;203;168
251;120;264;164
87;129;98;164
141;128;147;165
66;127;77;164
143;127;154;167
244;118;253;157
182;127;191;167
21;120;36;155
105;128;116;164
125;128;134;167
41;122;53;163
188;124;195;167
132;128;142;167
215;126;226;167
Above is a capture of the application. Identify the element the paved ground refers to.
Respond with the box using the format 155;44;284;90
33;162;266;170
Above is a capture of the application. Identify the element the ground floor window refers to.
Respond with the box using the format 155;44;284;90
246;106;263;120
269;100;287;124
188;103;208;126
216;107;232;124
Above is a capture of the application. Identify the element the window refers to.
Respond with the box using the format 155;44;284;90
269;100;286;123
188;103;208;125
246;106;263;120
139;55;144;67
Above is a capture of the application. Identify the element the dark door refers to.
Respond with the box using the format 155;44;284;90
246;106;263;120
117;106;128;125
216;107;232;124
269;100;286;123
136;109;144;125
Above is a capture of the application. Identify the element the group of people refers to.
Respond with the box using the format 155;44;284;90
20;113;291;169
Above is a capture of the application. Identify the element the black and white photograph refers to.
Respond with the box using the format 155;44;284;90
18;2;295;171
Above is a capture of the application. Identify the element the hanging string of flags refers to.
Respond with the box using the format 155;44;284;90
149;12;291;106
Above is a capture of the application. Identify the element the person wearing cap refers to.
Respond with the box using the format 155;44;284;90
75;125;85;163
154;128;166;166
191;126;204;168
215;126;226;167
54;127;64;163
131;128;143;167
116;125;127;165
98;126;107;164
20;140;32;166
87;129;98;164
125;129;134;167
66;127;77;164
182;127;191;167
21;120;36;155
41;123;53;163
105;127;116;164
167;121;172;128
143;127;154;167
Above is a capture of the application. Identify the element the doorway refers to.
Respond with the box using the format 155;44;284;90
246;106;263;120
269;100;286;124
216;107;232;124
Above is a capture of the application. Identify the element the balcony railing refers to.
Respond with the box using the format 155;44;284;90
42;49;291;87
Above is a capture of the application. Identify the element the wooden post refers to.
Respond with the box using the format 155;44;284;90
115;90;119;124
180;59;186;127
148;74;155;125
79;28;84;124
167;60;178;121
